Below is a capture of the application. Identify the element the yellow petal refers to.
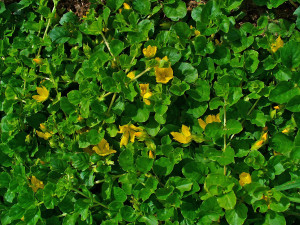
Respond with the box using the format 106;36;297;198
120;132;129;147
123;3;131;9
143;98;151;105
198;118;206;130
33;58;43;64
93;139;116;156
271;36;284;53
171;132;192;144
215;114;221;122
282;128;289;134
143;92;152;99
181;125;191;137
143;45;157;58
206;115;213;124
149;150;155;159
40;123;47;132
127;71;135;80
155;67;174;84
239;172;252;187
261;132;268;141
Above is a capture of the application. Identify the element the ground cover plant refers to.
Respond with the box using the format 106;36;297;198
1;0;300;224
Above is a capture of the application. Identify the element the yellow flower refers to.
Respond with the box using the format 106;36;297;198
239;172;252;187
29;176;44;192
149;150;155;159
194;30;201;36
127;71;135;80
123;3;131;10
251;139;264;150
135;130;149;141
282;128;289;134
155;67;174;84
92;139;117;156
139;84;152;105
32;86;49;102
271;36;284;53
36;130;52;140
143;45;157;58
198;114;221;130
40;123;47;132
273;105;280;110
77;115;84;122
33;58;43;65
170;125;193;144
119;124;143;147
261;132;268;142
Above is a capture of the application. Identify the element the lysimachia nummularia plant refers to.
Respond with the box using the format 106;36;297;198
1;0;300;224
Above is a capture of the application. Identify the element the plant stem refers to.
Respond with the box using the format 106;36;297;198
71;188;108;209
129;67;152;82
107;93;117;115
289;0;298;8
37;1;58;58
223;99;227;176
100;31;115;61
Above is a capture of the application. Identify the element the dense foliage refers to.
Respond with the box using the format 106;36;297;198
1;0;300;224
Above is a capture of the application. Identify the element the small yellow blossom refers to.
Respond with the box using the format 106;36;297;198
77;115;84;122
135;130;149;141
215;39;222;46
29;176;44;192
92;139;117;156
251;139;264;150
171;125;193;144
261;132;268;142
36;130;52;140
33;58;43;65
143;45;157;58
282;128;289;134
21;216;25;221
119;124;143;147
123;3;131;10
271;36;284;53
127;71;135;80
261;195;271;209
273;105;280;110
154;60;174;84
273;151;281;156
198;114;221;130
239;172;252;187
149;150;155;159
194;30;201;36
40;123;47;132
139;84;152;105
32;86;49;102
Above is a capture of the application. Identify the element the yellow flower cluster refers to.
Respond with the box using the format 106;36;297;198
32;86;49;102
154;56;174;84
171;125;193;144
251;131;268;150
270;36;284;53
198;114;221;130
139;84;152;105
29;175;44;192
143;45;157;58
119;124;143;147
36;123;52;140
239;172;252;187
92;139;116;156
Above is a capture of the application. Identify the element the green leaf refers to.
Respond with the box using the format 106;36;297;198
118;149;135;171
286;95;300;112
136;156;153;173
43;182;56;209
274;179;300;191
264;211;286;225
60;97;76;115
182;162;208;183
0;172;10;188
225;203;248;225
133;0;151;15
120;206;137;222
163;1;187;21
156;186;174;200
201;0;221;23
177;63;198;83
110;39;124;56
269;81;300;104
71;153;89;171
281;40;300;69
187;80;210;102
245;150;266;169
217;191;236;210
106;0;124;11
271;133;293;154
226;119;243;135
244;50;259;73
113;187;127;202
74;199;90;221
217;146;235;166
49;27;70;44
211;46;231;65
67;90;81;105
173;22;191;39
153;157;174;176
